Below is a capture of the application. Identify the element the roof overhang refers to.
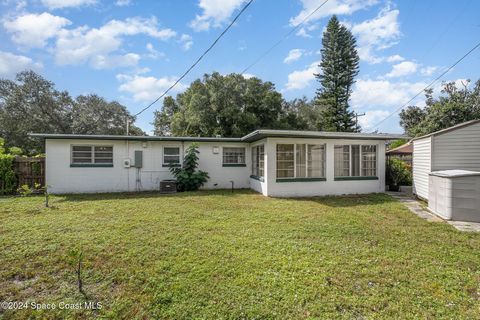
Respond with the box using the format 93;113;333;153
29;130;408;143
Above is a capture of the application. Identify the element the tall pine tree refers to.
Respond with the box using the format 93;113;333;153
315;15;360;132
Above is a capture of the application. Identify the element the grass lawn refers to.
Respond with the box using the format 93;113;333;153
1;190;479;319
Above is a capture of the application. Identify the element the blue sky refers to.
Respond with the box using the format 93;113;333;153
0;0;479;134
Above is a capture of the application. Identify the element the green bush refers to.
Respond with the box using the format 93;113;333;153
170;143;209;191
0;154;16;194
386;158;412;190
9;147;23;156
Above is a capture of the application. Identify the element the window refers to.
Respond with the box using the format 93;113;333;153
223;147;246;166
334;145;377;178
163;147;180;166
362;145;377;176
251;145;264;178
276;144;325;180
71;145;113;166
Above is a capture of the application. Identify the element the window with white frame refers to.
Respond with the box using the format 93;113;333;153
276;144;326;179
223;147;246;165
71;145;113;165
163;147;180;166
251;145;264;177
334;145;377;177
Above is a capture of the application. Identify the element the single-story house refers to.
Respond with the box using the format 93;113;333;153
412;119;480;200
30;130;404;197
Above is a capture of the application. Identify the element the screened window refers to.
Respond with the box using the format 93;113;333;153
334;145;377;177
223;147;246;164
71;145;113;165
251;145;264;177
362;145;377;176
276;144;325;179
163;147;180;165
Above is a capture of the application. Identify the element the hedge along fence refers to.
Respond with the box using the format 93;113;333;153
0;156;45;195
0;154;16;194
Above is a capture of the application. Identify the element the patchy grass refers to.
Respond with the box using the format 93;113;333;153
0;190;479;319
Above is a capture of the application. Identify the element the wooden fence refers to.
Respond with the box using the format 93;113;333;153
13;157;45;188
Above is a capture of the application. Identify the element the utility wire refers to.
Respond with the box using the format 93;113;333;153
241;0;330;74
368;40;480;132
133;0;254;118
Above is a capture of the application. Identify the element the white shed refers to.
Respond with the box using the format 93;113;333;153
412;119;480;200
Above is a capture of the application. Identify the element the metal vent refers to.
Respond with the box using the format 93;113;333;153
160;179;177;193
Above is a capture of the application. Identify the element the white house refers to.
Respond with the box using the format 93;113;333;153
30;130;404;197
412;119;480;200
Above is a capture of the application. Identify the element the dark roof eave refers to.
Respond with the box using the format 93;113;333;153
28;133;243;142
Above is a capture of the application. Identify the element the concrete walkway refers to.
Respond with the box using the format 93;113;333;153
386;192;480;232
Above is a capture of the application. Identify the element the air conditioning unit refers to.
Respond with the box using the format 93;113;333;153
160;179;177;193
123;158;131;168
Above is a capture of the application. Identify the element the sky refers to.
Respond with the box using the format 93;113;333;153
0;0;479;134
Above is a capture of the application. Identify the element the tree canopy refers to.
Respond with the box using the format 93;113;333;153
314;15;360;132
153;72;300;137
400;80;480;137
0;71;143;153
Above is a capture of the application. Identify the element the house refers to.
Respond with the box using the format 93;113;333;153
30;130;404;197
412;119;480;200
386;142;412;167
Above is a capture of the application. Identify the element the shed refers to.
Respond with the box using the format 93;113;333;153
428;170;480;222
412;119;480;200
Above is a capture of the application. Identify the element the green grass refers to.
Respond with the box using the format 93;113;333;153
0;190;479;319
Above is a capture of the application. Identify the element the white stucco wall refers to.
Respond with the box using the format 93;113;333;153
263;137;386;197
45;139;250;194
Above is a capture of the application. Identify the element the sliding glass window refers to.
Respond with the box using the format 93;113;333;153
276;144;325;179
334;145;377;178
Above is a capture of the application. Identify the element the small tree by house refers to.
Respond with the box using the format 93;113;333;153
170;143;209;191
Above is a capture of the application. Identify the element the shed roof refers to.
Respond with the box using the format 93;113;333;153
411;119;480;141
29;130;406;142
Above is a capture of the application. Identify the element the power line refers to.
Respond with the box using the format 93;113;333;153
368;40;480;132
241;0;330;74
132;0;254;118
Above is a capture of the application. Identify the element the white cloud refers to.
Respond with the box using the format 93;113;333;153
41;0;96;9
90;53;140;69
117;74;186;102
115;0;131;6
386;54;404;63
190;0;246;31
3;12;71;48
351;79;427;109
351;7;401;64
420;66;437;76
386;61;419;78
284;49;304;64
358;109;390;130
0;51;43;77
284;61;320;91
54;17;176;66
290;0;378;26
145;42;165;59
179;34;193;51
242;73;255;79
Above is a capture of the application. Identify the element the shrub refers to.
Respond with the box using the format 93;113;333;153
170;143;209;191
386;158;412;190
0;154;16;194
9;147;23;156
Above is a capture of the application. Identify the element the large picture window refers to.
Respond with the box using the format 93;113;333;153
276;144;325;180
251;145;264;178
163;147;181;166
71;145;113;166
334;145;377;178
223;147;246;166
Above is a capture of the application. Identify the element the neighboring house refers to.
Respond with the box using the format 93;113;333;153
30;130;404;197
386;142;412;167
412;119;480;200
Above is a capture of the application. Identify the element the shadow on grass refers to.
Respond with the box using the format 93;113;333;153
55;188;257;203
286;193;397;208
